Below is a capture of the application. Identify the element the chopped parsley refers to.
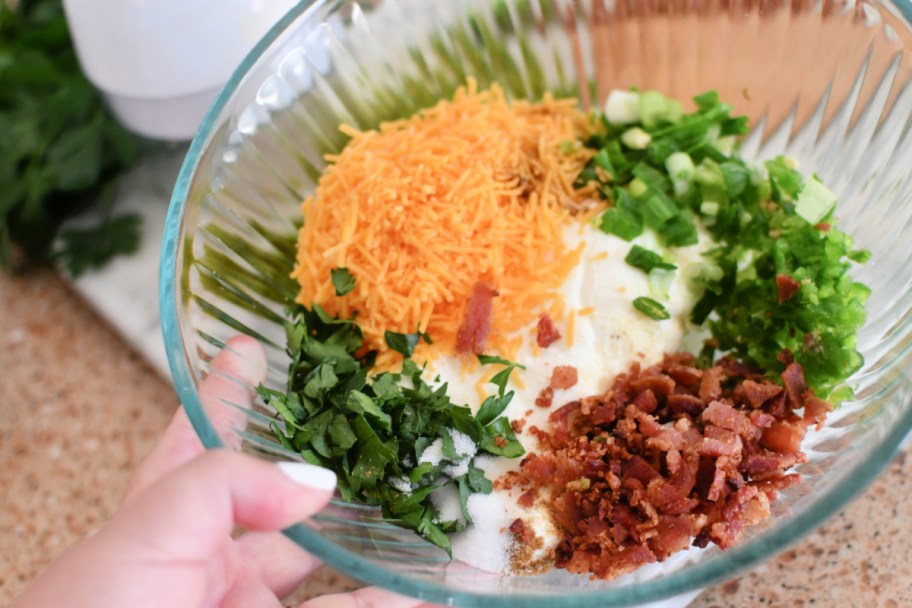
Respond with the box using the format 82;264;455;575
330;267;356;296
262;304;524;554
578;89;870;401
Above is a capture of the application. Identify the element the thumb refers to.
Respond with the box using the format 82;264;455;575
14;452;336;608
107;450;337;561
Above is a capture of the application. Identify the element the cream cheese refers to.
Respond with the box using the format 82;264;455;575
424;220;709;573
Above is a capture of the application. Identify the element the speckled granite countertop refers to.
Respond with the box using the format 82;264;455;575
2;269;911;607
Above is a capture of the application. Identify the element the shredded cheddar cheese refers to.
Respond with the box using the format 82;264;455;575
293;80;600;368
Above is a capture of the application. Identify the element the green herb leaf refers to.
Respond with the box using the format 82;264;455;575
264;304;524;553
477;354;525;367
478;354;526;397
624;244;676;273
480;417;525;457
384;330;424;358
0;1;140;271
633;296;671;320
54;213;142;277
331;267;356;295
475;392;514;426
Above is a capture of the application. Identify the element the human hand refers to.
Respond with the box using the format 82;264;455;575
14;336;435;608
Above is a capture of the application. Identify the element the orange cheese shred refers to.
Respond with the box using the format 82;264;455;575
293;80;600;368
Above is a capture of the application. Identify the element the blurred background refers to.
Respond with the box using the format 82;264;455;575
0;0;910;606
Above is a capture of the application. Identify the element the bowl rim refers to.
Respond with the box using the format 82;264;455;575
160;0;912;605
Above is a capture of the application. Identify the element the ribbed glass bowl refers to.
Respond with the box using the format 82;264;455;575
160;1;912;605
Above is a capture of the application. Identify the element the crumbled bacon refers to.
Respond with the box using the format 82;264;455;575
536;313;561;348
551;366;579;390
776;274;801;303
781;362;809;407
739;379;783;408
760;420;805;454
509;518;535;543
803;392;833;431
507;352;831;580
455;281;498;354
535;387;554;408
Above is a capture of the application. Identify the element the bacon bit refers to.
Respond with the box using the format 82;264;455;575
518;489;537;508
550;365;579;390
494;436;509;449
631;374;676;398
700;426;743;458
633;389;658;414
667;393;704;416
455;281;498;354
760;420;805;454
506;352;832;580
776;274;801;303
510;418;526;434
750;410;776;429
536;312;561;348
803;392;833;431
667;364;703;386
521;453;557;482
717;356;763;379
740;379;783;408
509;517;535;543
535;386;554;408
814;222;831;232
702;401;757;440
698;367;725;402
781;362;809;407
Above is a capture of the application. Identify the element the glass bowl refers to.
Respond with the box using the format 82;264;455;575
160;0;912;605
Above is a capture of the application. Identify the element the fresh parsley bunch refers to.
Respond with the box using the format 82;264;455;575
0;0;141;274
260;303;524;554
578;89;869;401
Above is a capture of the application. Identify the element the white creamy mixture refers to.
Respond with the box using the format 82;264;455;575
422;222;709;573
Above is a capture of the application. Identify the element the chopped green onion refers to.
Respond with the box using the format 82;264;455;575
694;159;725;187
661;213;699;247
625;244;676;273
638;90;683;128
603;89;640;125
628;178;648;198
633;296;671;320
621;127;652;150
600;207;642;241
700;201;719;216
666;152;694;196
795;176;837;224
715;135;735;156
665;152;695;181
641;191;678;229
648;269;674;301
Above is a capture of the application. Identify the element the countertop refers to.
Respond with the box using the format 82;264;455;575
2;269;912;607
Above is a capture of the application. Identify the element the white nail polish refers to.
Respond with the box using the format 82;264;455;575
276;461;337;491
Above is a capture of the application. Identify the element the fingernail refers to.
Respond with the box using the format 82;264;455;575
276;461;337;491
